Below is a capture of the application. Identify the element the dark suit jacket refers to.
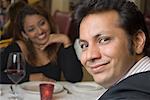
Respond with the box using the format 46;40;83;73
99;71;150;100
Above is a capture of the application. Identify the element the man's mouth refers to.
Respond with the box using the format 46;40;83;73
89;61;110;74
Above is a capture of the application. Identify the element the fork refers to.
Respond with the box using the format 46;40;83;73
63;86;72;94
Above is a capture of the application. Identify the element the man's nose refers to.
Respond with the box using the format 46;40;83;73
87;44;101;60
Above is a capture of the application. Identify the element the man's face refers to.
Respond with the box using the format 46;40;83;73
79;11;137;88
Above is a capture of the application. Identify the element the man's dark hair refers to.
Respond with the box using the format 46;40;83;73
74;0;150;57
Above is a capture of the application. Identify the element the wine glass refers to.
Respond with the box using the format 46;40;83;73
6;52;26;100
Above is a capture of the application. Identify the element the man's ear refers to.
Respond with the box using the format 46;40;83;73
133;30;146;54
21;31;28;39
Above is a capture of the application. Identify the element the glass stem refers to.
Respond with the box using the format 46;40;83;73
11;84;18;96
14;83;18;96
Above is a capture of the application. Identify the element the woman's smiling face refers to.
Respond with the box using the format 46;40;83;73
23;14;50;47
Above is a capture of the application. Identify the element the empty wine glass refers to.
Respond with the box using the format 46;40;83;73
6;52;26;100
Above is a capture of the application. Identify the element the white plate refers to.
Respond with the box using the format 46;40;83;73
20;81;64;94
72;82;104;93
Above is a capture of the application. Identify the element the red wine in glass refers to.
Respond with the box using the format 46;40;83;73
6;52;26;100
7;69;25;84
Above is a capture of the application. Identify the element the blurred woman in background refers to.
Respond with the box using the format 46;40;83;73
2;1;27;39
0;4;83;84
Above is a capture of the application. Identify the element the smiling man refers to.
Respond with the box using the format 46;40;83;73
74;0;150;99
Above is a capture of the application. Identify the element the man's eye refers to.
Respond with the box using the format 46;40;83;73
80;43;88;50
98;37;110;44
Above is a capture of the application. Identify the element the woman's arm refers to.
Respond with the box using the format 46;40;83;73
58;45;83;83
41;33;72;50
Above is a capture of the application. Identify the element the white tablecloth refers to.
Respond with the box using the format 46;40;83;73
0;81;107;100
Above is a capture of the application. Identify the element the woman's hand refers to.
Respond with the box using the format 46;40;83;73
41;33;72;50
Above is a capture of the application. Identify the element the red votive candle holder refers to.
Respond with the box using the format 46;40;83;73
40;83;54;100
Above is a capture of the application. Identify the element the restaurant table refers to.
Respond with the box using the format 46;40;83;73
0;81;107;100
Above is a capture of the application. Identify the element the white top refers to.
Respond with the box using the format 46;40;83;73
121;56;150;81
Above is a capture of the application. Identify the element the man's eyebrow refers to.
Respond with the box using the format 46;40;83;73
93;32;105;38
79;39;86;43
79;32;105;42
